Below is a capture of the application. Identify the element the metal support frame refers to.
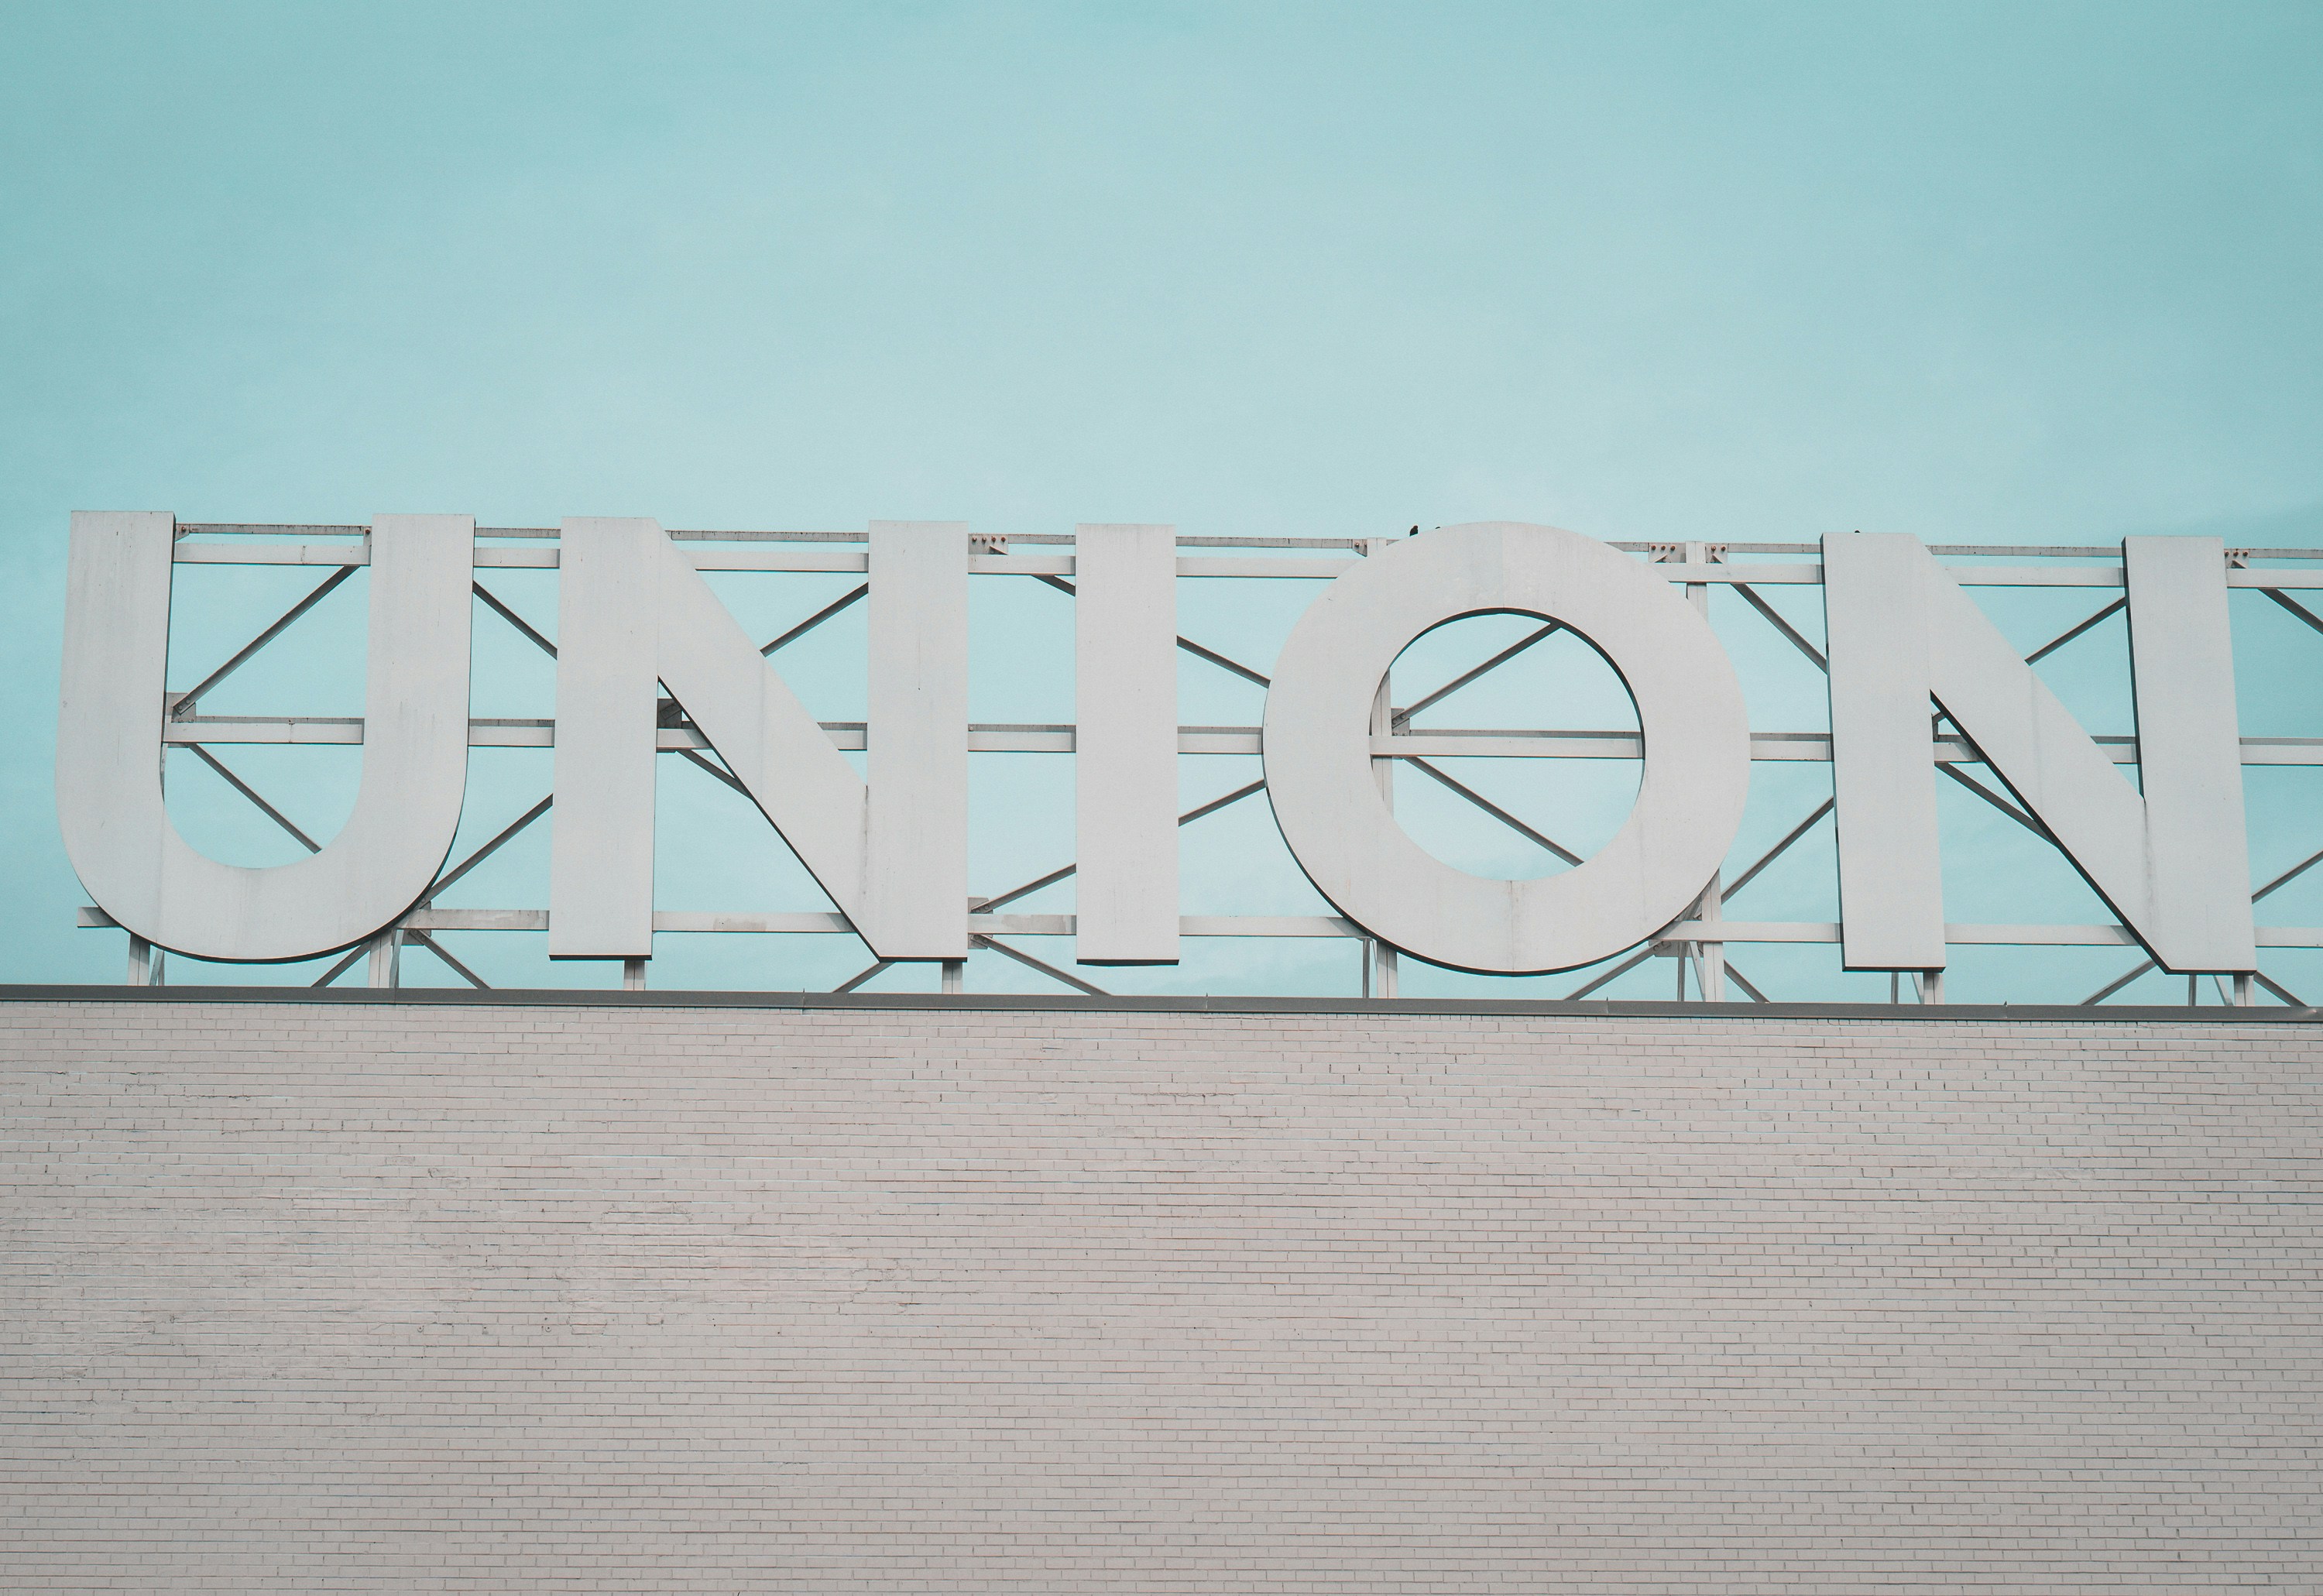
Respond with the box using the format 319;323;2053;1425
1364;554;1398;1000
1680;544;1725;1001
366;929;400;988
88;521;2323;1007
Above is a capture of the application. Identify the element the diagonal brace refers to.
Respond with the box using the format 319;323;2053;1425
1939;761;2049;839
424;795;554;904
1722;798;1835;903
1723;957;1771;1003
1563;944;1659;1001
1405;758;1584;865
187;745;321;852
2253;842;2323;904
1730;584;1827;672
975;779;1267;915
832;959;892;994
311;944;369;988
971;933;1111;997
1034;572;1271;688
2081;958;2156;1006
405;928;490;989
170;565;355;715
762;584;867;656
2264;588;2323;641
1393;623;1562;728
474;582;557;658
2024;597;2125;666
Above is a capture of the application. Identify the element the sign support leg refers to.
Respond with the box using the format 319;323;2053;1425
367;931;400;989
1366;633;1398;999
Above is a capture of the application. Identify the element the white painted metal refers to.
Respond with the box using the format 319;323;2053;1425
1365;555;1399;1000
206;536;2323;591
551;518;970;963
292;905;2319;946
73;513;2322;1002
367;929;400;988
1822;532;2255;974
1261;523;1751;975
1683;544;1725;1003
550;519;661;958
1823;533;1947;970
866;523;970;960
2121;537;2256;972
59;513;472;961
1072;524;1180;964
132;721;2323;770
153;714;2323;768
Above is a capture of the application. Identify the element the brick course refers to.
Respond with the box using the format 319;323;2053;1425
1;999;2317;1592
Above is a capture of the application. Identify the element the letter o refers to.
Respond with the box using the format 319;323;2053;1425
1261;523;1750;975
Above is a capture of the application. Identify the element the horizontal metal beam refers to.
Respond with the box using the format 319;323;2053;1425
178;525;2323;564
87;903;2321;951
170;536;2323;592
148;713;2323;767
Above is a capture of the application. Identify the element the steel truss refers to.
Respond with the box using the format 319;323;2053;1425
91;523;2323;1007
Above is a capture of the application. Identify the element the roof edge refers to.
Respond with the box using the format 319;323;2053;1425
0;983;2313;1023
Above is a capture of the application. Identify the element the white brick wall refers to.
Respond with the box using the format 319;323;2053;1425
1;999;2316;1592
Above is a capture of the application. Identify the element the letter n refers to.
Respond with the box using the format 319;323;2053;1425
1823;533;2253;973
549;519;967;963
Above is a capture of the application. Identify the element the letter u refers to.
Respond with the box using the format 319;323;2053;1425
56;513;473;961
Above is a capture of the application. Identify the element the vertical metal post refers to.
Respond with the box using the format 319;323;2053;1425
1694;877;1724;1002
1922;968;1944;1004
1683;541;1725;1001
1369;938;1398;999
2188;972;2199;1007
134;721;165;990
2233;972;2253;1007
940;959;965;994
367;930;400;989
1364;539;1398;1001
622;957;646;991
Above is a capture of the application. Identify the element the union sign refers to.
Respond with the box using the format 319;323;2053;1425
57;513;2294;993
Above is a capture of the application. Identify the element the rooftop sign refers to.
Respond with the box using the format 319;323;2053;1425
56;513;2323;1003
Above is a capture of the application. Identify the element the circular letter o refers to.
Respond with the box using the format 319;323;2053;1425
1261;523;1750;975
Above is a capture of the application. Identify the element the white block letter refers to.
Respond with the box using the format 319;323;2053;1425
551;519;969;962
58;512;473;960
1261;523;1749;975
1821;532;2253;973
1073;523;1180;964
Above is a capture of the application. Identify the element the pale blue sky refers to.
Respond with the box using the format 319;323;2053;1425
5;2;2321;998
